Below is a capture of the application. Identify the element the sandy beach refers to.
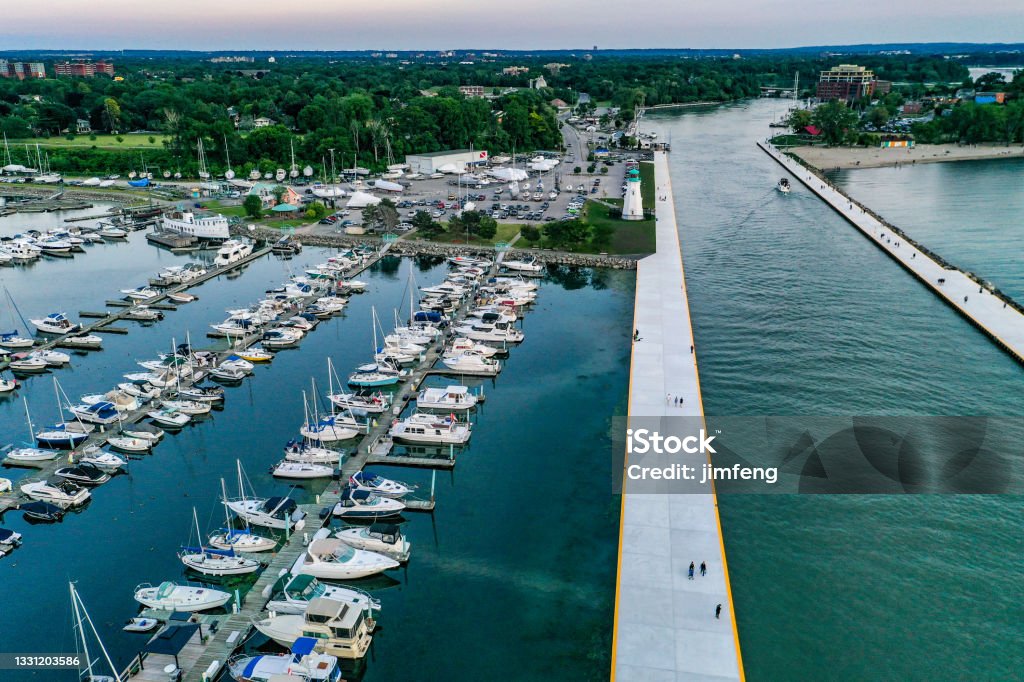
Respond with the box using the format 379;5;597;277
790;143;1024;170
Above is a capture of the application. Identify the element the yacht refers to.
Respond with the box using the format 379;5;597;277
0;528;22;557
0;375;16;393
4;446;60;465
20;478;91;508
147;408;191;428
159;399;211;415
54;463;111;486
29;312;81;335
332;487;406;519
452;320;524;344
441;351;502;375
30;349;71;367
8;354;47;373
347;362;402;388
444;337;498;358
297;529;399;580
416;385;479;411
226;495;306;531
68;401;121;425
252;598;373;660
214;239;253;267
119;286;160;301
326;391;390;414
268;571;380;618
59;332;103;350
778;177;791;194
227;638;343;682
0;241;40;262
335;523;412;562
133;581;232;612
180;545;261;576
348;470;413;498
107;436;152;453
502;256;544;273
272;460;335;479
161;210;230;241
36;423;91;449
390;412;472;445
207;478;278;552
0;331;35;349
78;448;126;471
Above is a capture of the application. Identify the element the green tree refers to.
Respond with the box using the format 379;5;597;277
474;214;498;240
520;225;541;242
866;105;890;129
102;97;121;132
812;101;858;145
243;194;263;218
786;109;813;133
411;210;443;237
543;219;589;248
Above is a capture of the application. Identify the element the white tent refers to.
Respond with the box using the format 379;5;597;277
373;180;403;193
2;164;28;173
346;191;381;208
313;187;345;198
488;167;528;182
528;160;559;172
436;163;461;174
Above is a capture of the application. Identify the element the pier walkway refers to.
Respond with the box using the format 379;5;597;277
760;141;1024;364
613;151;743;680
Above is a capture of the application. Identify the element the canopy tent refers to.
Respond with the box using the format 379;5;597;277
488;167;528;182
346;191;381;208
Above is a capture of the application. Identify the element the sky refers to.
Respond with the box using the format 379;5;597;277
3;0;1024;51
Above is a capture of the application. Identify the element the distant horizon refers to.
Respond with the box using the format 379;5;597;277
3;0;1023;52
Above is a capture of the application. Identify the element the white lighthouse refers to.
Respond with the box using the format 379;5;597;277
622;167;644;220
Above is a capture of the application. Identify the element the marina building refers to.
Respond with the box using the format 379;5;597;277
404;149;489;174
0;60;46;79
816;64;875;102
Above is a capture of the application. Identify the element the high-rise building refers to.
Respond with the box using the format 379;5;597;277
816;64;876;102
53;60;115;77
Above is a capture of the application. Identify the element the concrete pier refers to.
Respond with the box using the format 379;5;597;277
613;151;743;680
760;141;1024;364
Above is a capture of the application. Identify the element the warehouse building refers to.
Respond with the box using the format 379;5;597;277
404;149;489;174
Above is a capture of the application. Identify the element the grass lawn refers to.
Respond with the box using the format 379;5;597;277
423;222;521;246
11;134;170;150
583;200;656;255
201;200;249;218
638;162;655;209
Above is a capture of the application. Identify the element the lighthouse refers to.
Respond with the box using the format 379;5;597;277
622;167;644;220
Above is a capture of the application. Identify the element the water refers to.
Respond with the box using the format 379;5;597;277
0;210;631;681
644;100;1024;679
967;67;1021;83
828;159;1024;301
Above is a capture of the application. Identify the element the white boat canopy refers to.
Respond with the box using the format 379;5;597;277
346;191;381;208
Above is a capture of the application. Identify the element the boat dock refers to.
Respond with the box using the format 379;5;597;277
759;140;1024;365
612;151;744;680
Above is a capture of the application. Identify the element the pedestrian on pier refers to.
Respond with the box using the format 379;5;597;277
716;604;722;619
690;344;694;354
964;296;969;303
634;329;640;341
666;393;672;406
700;561;707;576
688;562;695;580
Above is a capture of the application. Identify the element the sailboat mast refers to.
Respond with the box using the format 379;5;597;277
221;478;232;528
70;582;95;680
22;396;34;442
72;582;121;681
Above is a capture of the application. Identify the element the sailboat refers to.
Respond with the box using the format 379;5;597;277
4;396;60;464
348;307;404;387
0;287;35;349
299;386;360;442
70;582;122;682
197;138;210;179
179;507;261;576
36;378;92;449
289;140;300;179
223;134;235;180
224;460;307;531
208;478;278;552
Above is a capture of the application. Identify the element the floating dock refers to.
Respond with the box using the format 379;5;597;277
612;151;744;680
759;140;1024;365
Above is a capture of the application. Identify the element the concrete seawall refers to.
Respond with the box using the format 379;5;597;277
612;151;744;680
759;141;1024;365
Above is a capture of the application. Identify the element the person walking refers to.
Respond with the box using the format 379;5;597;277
715;603;722;619
700;561;707;577
688;562;695;580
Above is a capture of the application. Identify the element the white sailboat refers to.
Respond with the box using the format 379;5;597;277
225;460;307;531
179;507;261;576
208;478;278;552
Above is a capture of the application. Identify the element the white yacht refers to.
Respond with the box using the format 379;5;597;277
444;337;499;358
441;351;502;376
252;597;373;660
390;412;472;444
214;239;253;267
332;487;406;520
502;256;544;273
161;210;230;240
268;569;381;616
20;478;91;508
335;523;412;562
119;286;160;301
296;529;398;580
326;392;390;414
416;385;479;411
29;312;81;335
133;581;231;612
227;638;342;682
272;460;335;479
348;470;413;498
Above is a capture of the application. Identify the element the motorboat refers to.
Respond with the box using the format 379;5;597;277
59;333;103;350
348;470;413;499
167;292;197;304
332;487;406;520
29;312;81;335
148;408;191;428
0;528;23;557
452;320;524;344
160;399;211;415
502;256;544;273
54;463;111;487
227;637;343;682
260;328;303;349
8;355;47;373
778;177;791;194
297;529;399;580
347;363;402;388
0;241;40;262
0;331;35;349
20;478;91;508
107;436;152;453
19;500;65;522
336;279;368;294
390;412;472;445
214;239;253;267
4;446;60;465
441;351;502;375
234;347;274;363
119;286;160;301
444;337;499;358
0;477;10;493
117;381;161;400
80;390;138;412
335;523;411;562
98;226;128;239
123;617;159;633
29;349;71;367
267;571;380;616
124;305;162;322
209;365;248;382
173;384;225;403
36;423;90;449
79;448;126;471
227;495;306;531
272;460;335;479
252;597;373;659
416;385;478;411
120;422;164;441
69;401;121;425
0;375;17;393
133;581;232;612
327;391;389;414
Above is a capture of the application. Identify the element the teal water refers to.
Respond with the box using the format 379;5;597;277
646;101;1024;679
0;213;630;680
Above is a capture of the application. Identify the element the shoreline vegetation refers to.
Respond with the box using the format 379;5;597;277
788;143;1024;170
